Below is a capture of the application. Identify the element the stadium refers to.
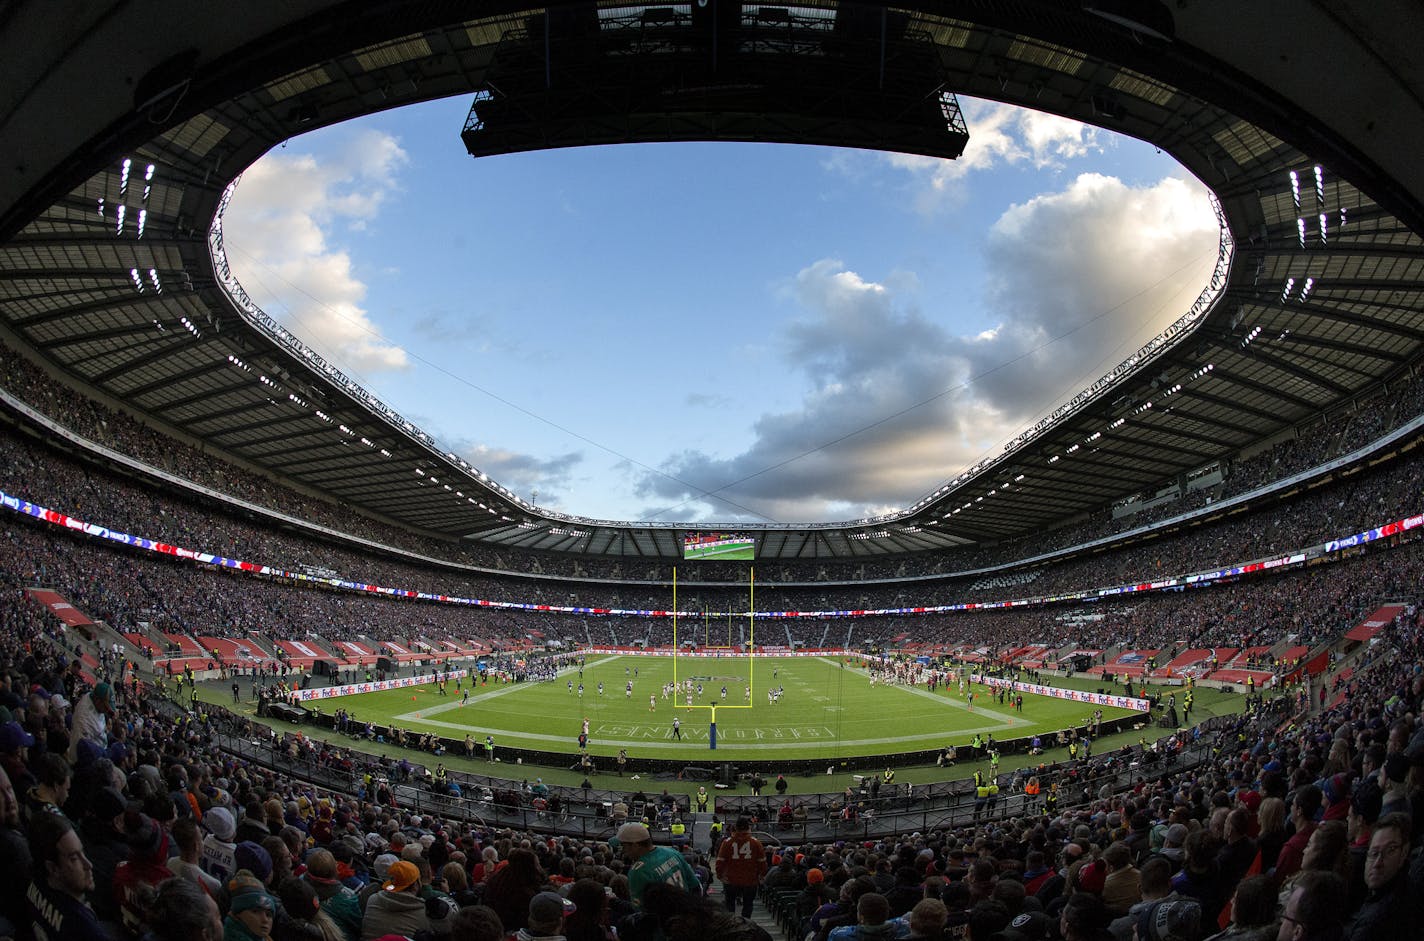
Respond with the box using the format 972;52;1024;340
1;4;1423;940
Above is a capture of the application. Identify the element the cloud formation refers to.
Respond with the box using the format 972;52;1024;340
879;98;1105;212
460;444;583;507
220;129;411;374
634;172;1218;523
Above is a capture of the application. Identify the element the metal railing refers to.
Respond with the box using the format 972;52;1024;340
199;701;1238;842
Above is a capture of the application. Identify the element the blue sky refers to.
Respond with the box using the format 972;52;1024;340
221;95;1219;526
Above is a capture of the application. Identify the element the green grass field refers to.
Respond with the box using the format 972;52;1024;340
313;654;1144;762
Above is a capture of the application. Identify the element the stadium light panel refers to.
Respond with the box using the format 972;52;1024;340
1289;170;1300;208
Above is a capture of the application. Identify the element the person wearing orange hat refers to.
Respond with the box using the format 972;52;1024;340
361;860;428;940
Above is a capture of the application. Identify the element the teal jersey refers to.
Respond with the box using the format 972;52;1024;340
629;846;701;904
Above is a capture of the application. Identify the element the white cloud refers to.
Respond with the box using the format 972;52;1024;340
220;129;411;374
879;99;1104;212
460;444;583;507
635;172;1217;523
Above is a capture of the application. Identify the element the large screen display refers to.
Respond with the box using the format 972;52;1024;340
683;532;755;561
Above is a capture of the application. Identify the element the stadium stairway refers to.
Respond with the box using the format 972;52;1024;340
701;880;782;936
747;896;782;938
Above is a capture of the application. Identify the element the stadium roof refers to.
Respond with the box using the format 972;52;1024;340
1;1;1422;561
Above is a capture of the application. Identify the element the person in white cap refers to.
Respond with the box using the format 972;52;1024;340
616;822;701;906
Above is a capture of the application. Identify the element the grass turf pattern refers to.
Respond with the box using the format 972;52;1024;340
315;655;1145;762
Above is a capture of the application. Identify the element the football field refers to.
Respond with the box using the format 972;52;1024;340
317;655;1142;762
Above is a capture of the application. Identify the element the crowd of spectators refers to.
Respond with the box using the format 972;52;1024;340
3;347;1424;941
5;342;1424;593
3;415;1424;661
1;545;1421;941
2;409;1424;669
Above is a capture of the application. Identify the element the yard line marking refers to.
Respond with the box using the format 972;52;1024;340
812;656;1020;723
396;715;1016;751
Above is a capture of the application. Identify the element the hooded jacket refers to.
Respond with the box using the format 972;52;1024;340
359;888;426;941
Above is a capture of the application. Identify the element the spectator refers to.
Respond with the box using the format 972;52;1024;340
167;816;222;895
66;681;114;763
563;878;613;941
615;822;701;906
904;898;947;939
715;816;767;919
482;847;547;931
225;870;278;941
1170;831;1222;919
113;815;173;935
1254;799;1287;874
1272;787;1322;886
276;875;344;941
1347;812;1420;940
517;890;576;941
1110;857;1178;941
360;860;427;941
828;892;900;941
200;805;239;883
0;761;32;936
1133;898;1201;941
1059;893;1112;941
1216;809;1258;897
1276;871;1346;941
1203;874;1275;941
24;751;72;823
449;905;505;941
143;876;224;941
444;861;481;908
24;810;111;941
1101;841;1142;917
303;848;365;941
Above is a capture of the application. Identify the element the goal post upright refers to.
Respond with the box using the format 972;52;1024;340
671;566;679;691
670;564;756;750
747;565;754;694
